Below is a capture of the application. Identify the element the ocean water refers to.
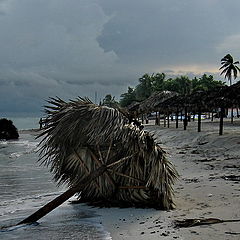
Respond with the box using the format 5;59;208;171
0;128;111;239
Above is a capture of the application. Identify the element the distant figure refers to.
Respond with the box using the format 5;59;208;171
39;118;43;129
0;118;19;140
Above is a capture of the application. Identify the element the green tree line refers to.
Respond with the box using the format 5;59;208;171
102;54;240;108
119;73;225;107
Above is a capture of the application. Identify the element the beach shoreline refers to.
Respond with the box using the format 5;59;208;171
18;119;240;239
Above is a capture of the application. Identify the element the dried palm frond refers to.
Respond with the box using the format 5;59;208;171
38;97;178;209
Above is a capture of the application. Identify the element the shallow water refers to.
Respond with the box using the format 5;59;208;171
0;132;111;239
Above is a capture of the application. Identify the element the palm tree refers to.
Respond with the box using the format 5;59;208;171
219;54;240;85
220;54;240;124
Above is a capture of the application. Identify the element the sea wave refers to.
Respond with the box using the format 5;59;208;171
0;139;39;158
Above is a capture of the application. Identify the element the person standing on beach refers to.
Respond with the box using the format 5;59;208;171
39;118;43;129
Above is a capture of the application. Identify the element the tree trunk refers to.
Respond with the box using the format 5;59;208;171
17;165;107;225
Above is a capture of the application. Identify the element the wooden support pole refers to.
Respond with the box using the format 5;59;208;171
192;112;195;122
231;107;234;124
164;114;166;127
176;110;179;129
184;107;188;130
219;107;224;135
17;165;107;225
90;147;116;189
167;112;170;128
198;107;201;132
155;111;158;125
158;112;160;126
73;149;104;196
145;114;149;124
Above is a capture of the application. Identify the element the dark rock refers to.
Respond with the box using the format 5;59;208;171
0;118;19;140
161;232;169;236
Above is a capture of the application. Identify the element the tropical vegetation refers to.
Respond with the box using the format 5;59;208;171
118;73;224;107
219;54;240;85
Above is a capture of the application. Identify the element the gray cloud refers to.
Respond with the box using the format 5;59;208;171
0;0;239;114
98;0;240;68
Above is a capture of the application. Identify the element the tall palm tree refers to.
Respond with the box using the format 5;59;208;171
219;54;240;85
220;54;240;124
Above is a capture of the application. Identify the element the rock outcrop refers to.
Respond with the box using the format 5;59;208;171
0;118;19;140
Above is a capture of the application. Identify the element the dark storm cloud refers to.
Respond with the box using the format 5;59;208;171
0;0;240;114
98;0;240;68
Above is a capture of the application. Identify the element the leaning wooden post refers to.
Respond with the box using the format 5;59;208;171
198;107;201;132
219;107;224;135
17;165;107;225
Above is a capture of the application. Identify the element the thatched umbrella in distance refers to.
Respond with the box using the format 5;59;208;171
138;91;178;125
139;91;177;114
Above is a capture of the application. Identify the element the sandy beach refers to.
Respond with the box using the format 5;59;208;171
14;119;240;239
95;118;240;239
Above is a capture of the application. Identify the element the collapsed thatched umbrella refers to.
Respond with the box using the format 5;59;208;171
17;97;178;225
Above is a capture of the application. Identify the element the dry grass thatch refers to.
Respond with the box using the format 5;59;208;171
38;97;178;209
139;91;177;113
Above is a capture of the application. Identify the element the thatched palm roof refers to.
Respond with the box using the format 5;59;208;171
155;94;185;113
220;81;240;107
39;97;178;209
127;101;141;112
139;91;178;113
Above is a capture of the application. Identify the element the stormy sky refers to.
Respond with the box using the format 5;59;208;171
0;0;240;115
